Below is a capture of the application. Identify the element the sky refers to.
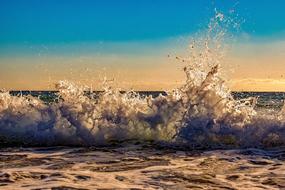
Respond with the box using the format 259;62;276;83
1;0;285;91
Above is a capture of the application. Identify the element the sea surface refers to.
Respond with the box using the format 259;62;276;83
9;90;285;111
1;91;285;190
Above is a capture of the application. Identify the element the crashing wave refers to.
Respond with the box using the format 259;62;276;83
1;11;285;148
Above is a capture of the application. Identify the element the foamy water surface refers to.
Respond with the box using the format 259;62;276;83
0;146;285;189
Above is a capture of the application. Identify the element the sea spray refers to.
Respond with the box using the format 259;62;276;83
1;11;285;148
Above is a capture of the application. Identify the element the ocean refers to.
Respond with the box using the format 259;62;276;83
0;89;285;189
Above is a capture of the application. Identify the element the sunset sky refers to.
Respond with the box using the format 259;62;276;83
1;0;285;91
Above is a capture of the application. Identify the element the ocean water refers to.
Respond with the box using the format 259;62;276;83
1;12;285;189
1;80;285;190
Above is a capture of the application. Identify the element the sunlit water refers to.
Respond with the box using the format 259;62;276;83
1;145;285;189
1;11;285;189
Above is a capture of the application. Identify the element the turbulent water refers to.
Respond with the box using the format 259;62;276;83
1;11;285;189
2;90;284;148
0;146;284;190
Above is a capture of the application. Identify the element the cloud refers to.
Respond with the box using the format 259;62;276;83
230;78;285;92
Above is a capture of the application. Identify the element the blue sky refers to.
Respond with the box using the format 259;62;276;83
1;0;285;45
1;0;285;91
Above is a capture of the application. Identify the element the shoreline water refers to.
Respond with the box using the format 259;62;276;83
0;145;284;189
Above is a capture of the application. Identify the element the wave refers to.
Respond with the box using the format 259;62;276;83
1;11;285;148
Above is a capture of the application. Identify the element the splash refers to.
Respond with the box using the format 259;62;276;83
1;11;285;148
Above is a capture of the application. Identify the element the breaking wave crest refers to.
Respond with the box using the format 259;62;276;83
1;11;285;148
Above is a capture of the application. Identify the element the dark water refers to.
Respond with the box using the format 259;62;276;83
232;92;285;110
